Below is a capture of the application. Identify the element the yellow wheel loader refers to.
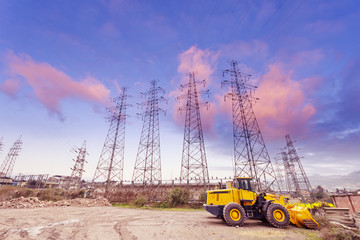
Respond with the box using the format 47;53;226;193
203;177;319;229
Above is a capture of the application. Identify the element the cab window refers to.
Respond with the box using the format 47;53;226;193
241;180;249;190
233;179;240;189
234;179;254;191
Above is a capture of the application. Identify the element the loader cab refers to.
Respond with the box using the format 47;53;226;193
233;177;255;192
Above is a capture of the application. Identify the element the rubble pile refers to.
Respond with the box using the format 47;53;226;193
0;196;111;209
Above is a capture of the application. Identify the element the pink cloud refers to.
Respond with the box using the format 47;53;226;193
170;45;219;131
253;64;316;138
0;78;22;98
177;45;219;84
2;51;110;119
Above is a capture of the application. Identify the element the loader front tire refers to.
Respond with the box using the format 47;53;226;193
223;202;245;226
265;203;290;228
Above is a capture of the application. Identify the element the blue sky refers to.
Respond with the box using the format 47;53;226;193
0;0;359;181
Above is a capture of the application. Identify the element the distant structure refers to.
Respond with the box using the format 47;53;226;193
132;80;166;185
14;174;49;188
283;134;312;196
178;72;210;185
67;141;88;189
221;60;280;192
92;88;130;193
0;136;22;178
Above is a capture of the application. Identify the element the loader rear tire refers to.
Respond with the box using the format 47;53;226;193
223;202;245;226
265;203;290;229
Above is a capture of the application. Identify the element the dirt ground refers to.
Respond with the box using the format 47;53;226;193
0;206;320;240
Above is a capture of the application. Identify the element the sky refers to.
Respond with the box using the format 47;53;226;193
0;0;359;182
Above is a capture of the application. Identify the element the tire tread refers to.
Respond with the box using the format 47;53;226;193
223;202;246;226
265;203;290;229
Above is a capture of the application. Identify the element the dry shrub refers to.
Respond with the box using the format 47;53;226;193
0;186;37;201
13;188;35;198
134;195;148;207
320;227;360;240
316;216;360;240
167;188;191;207
67;189;86;199
36;188;65;201
0;186;17;201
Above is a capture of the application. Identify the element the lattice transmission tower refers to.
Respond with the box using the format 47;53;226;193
0;136;22;178
132;80;166;185
283;134;312;195
273;153;287;193
280;150;295;193
93;87;130;192
221;60;280;192
179;72;210;185
67;140;88;189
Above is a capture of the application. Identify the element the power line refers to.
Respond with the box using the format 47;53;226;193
254;0;285;38
265;0;306;42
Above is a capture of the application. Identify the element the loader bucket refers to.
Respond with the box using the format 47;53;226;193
286;205;319;229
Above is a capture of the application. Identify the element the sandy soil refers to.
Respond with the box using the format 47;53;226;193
0;206;319;240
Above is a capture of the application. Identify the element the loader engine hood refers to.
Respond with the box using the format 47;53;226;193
206;189;235;206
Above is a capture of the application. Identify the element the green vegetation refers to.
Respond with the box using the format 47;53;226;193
112;202;203;212
304;231;322;240
167;187;191;207
198;190;206;203
309;186;333;204
134;195;148;207
153;202;168;208
112;187;205;210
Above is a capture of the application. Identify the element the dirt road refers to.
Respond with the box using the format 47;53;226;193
0;206;319;240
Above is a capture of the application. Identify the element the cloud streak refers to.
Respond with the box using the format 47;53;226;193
1;51;110;120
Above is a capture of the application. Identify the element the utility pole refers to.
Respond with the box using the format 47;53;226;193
221;60;280;192
67;140;87;189
0;136;22;178
92;87;130;194
132;80;166;185
179;72;210;185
